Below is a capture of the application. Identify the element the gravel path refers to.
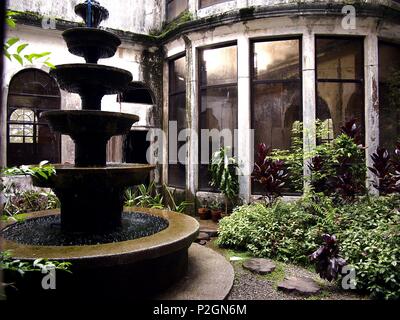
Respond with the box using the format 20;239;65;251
205;240;368;300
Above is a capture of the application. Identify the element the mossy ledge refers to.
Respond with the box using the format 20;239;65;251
11;2;400;47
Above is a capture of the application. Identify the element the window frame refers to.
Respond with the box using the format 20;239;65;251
168;53;187;189
197;42;238;192
314;35;365;144
250;36;303;196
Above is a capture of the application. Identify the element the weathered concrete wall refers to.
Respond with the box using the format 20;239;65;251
194;0;400;18
161;12;400;208
7;0;163;33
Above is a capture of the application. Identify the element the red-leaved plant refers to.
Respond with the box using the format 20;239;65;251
251;143;288;205
309;234;347;282
369;143;400;194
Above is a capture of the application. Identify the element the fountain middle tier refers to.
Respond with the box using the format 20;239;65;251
43;110;139;167
50;64;132;110
32;164;156;233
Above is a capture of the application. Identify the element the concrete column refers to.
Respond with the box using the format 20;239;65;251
237;35;251;203
302;31;316;186
188;0;198;16
364;33;380;194
162;61;169;185
186;39;198;205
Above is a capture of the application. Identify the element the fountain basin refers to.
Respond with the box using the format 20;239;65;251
33;164;155;233
63;28;121;63
50;64;132;110
1;208;199;299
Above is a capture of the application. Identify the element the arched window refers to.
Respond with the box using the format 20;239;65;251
7;69;61;166
9;108;38;144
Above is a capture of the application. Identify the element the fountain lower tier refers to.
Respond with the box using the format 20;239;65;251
1;208;199;299
33;164;155;233
43;110;139;166
63;28;121;63
50;64;132;110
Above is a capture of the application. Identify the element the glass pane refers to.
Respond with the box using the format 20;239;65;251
10;108;35;122
10;124;23;136
200;46;237;86
379;43;400;82
317;82;365;140
199;86;238;190
316;38;363;80
10;136;23;143
24;125;34;136
167;0;188;22
200;0;230;8
253;82;302;150
253;40;300;80
169;56;186;93
379;42;400;150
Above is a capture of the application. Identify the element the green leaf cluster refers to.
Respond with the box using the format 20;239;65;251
4;11;55;68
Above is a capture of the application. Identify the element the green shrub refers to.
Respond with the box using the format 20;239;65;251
217;194;400;299
1;183;60;218
217;201;317;264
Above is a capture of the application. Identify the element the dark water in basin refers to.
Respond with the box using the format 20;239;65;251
1;212;169;246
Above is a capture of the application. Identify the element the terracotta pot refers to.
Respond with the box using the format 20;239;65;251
211;210;222;222
198;208;211;220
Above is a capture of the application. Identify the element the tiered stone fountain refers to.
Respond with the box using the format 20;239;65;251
1;0;198;299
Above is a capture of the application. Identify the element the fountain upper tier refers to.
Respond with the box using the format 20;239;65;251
50;64;132;110
75;0;109;28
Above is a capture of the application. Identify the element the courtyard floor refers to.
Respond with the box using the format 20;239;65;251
198;219;368;301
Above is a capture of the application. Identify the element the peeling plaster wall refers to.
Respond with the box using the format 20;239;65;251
7;0;163;33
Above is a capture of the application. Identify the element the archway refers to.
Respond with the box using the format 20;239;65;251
7;68;61;166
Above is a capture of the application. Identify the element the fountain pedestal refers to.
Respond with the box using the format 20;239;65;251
0;0;199;300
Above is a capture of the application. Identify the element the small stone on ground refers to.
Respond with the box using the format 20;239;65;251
196;232;211;241
277;277;321;296
199;228;218;237
242;258;276;275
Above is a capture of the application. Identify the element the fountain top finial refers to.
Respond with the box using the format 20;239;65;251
75;0;109;28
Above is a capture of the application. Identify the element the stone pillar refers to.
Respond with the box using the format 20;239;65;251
186;38;198;208
302;31;316;187
237;35;251;203
364;33;380;195
188;0;198;16
0;86;7;168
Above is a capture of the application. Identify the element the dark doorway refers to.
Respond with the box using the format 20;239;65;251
7;69;61;166
124;130;150;164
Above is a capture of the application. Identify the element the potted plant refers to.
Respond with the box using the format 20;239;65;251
209;147;239;215
197;199;210;220
209;200;223;222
